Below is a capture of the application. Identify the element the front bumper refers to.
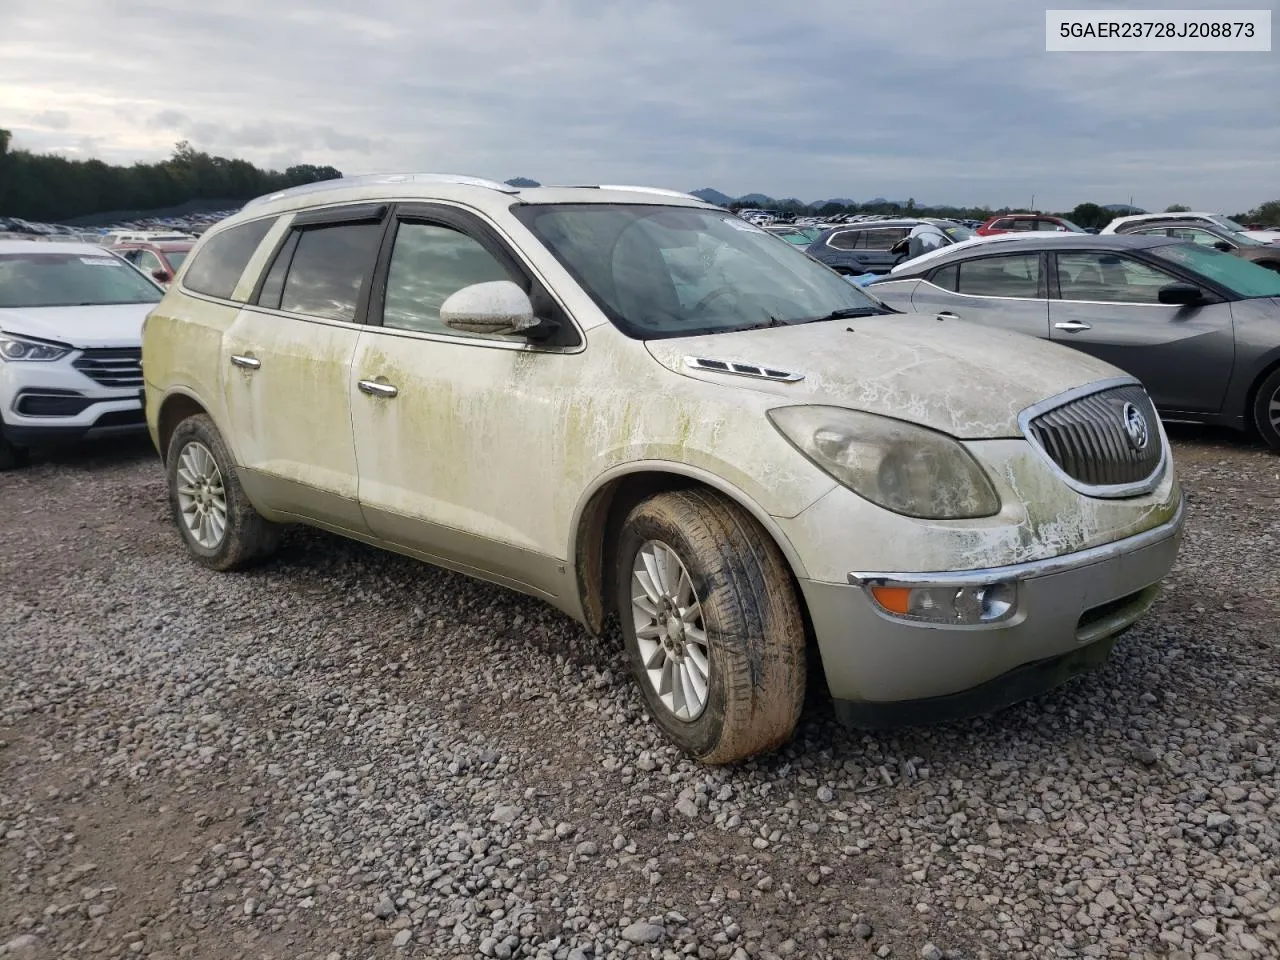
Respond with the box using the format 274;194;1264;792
1;363;144;447
799;495;1185;724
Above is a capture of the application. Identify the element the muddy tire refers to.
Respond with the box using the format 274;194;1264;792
166;414;280;570
614;489;806;764
0;433;30;472
1253;367;1280;452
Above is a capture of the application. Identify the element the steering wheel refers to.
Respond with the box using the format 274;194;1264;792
693;286;736;312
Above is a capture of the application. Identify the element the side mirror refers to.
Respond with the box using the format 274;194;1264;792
1157;282;1204;306
152;268;172;282
1212;240;1233;253
440;280;539;336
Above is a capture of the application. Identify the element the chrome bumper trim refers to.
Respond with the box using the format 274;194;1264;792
848;493;1185;587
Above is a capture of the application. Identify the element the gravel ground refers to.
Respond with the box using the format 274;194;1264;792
1;427;1278;960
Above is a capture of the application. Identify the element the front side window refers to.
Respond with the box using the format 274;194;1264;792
183;217;276;301
381;222;515;336
0;252;164;308
514;204;885;339
273;222;383;322
955;253;1041;298
1149;242;1280;299
1056;252;1175;303
862;228;909;250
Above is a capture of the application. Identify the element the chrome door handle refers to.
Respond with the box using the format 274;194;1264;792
358;379;399;398
937;311;962;320
230;354;261;370
1054;320;1092;332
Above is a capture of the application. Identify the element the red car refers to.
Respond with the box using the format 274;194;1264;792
976;214;1086;236
111;241;194;286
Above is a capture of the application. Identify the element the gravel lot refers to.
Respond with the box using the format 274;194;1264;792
2;428;1278;960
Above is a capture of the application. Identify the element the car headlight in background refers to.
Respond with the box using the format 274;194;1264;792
768;405;1001;520
0;332;72;362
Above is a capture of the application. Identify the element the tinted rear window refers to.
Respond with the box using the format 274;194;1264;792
183;218;276;300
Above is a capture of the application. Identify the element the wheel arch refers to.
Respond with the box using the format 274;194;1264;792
155;389;212;463
569;462;812;635
1245;353;1280;437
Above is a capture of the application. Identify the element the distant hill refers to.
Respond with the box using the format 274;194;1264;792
815;198;859;208
735;193;777;207
690;187;734;206
504;177;541;188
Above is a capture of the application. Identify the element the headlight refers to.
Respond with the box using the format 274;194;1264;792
768;405;1001;519
0;332;72;362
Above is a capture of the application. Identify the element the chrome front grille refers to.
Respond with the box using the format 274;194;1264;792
73;348;143;388
1023;382;1164;495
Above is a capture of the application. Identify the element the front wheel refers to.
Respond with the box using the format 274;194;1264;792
166;414;280;569
615;489;806;764
0;435;29;471
1252;368;1280;452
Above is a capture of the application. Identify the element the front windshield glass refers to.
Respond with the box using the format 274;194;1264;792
938;223;975;242
1210;215;1249;234
1150;242;1280;299
0;252;164;308
515;204;887;338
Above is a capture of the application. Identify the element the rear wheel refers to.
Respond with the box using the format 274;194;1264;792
614;489;806;764
1253;368;1280;452
166;414;280;569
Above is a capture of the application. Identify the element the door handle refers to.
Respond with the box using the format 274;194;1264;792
358;379;399;399
1054;320;1092;332
230;354;261;370
937;311;962;320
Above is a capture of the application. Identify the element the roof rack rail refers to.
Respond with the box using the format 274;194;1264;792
554;185;706;203
243;173;521;208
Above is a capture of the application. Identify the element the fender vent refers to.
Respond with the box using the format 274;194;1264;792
684;357;804;382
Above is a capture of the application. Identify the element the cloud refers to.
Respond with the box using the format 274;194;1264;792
0;0;1275;210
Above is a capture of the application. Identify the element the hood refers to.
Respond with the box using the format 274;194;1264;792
644;313;1126;439
0;303;152;349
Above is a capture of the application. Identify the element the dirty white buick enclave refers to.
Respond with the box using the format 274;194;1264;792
142;175;1185;763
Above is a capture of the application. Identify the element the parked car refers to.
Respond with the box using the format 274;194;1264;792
1119;220;1280;273
977;214;1087;236
868;234;1280;450
112;240;195;285
142;174;1184;763
805;218;974;275
1103;212;1280;245
0;241;161;469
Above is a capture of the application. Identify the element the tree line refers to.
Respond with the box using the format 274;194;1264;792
0;132;342;223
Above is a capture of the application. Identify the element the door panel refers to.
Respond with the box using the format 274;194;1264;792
221;309;366;530
908;253;1050;338
1048;251;1235;413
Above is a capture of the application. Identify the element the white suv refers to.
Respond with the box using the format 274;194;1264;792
142;175;1185;763
0;240;161;469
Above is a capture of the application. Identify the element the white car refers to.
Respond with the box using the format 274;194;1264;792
0;241;162;469
1103;212;1280;245
141;175;1184;763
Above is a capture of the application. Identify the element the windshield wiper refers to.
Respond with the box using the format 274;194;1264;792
737;315;789;331
797;306;889;323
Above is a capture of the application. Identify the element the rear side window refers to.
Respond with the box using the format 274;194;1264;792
183;218;276;300
862;228;909;250
956;254;1042;298
827;230;860;250
929;264;959;291
275;222;384;322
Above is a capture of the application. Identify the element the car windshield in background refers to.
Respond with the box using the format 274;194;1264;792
515;204;885;338
1210;215;1251;234
0;252;164;308
940;223;975;241
164;250;189;269
1150;242;1280;299
1060;220;1087;233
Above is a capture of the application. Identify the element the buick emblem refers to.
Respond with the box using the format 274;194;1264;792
1122;402;1150;451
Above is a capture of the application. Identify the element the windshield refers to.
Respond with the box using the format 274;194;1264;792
515;204;887;338
163;250;189;269
1059;219;1087;233
0;252;164;308
1210;215;1250;234
1150;242;1280;299
938;223;975;242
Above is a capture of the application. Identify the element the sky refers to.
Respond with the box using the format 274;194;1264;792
1;0;1277;212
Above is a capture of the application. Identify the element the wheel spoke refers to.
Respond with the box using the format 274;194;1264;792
641;550;666;598
635;622;662;640
685;644;709;682
680;599;702;625
682;661;707;711
634;569;662;605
